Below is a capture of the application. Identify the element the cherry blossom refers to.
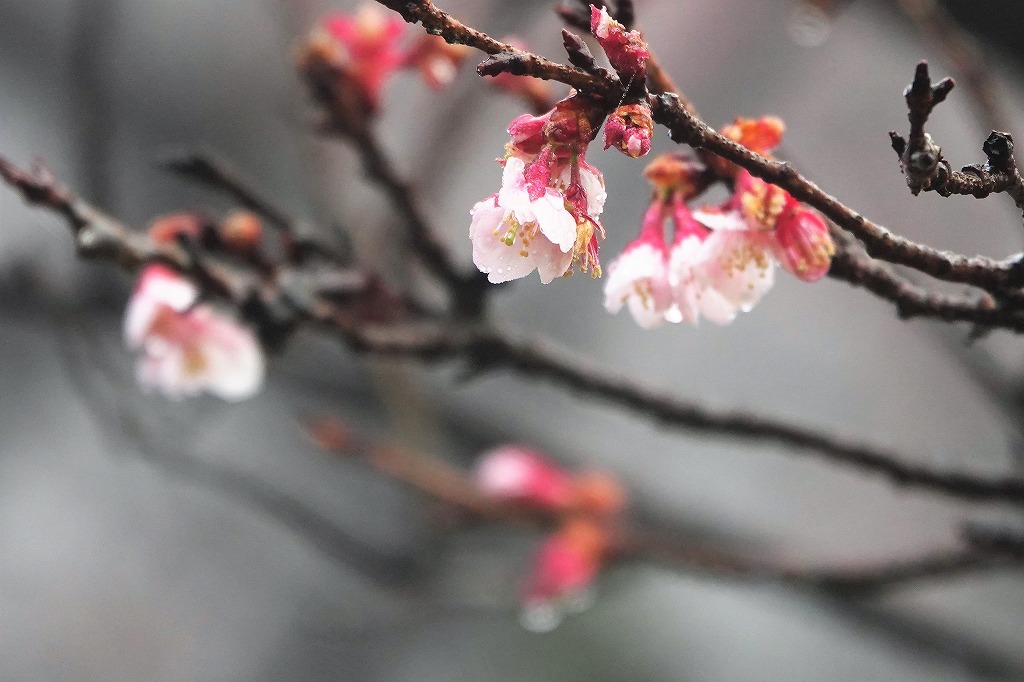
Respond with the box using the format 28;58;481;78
699;170;834;282
470;156;577;284
603;198;674;328
474;445;573;511
520;519;608;632
322;4;406;111
123;265;265;401
471;98;608;283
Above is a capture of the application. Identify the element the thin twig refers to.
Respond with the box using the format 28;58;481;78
160;149;345;263
321;316;1024;506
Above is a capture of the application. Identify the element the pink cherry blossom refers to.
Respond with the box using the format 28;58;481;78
711;170;834;282
124;265;265;401
470;156;577;284
604;199;674;328
473;445;573;511
323;4;406;111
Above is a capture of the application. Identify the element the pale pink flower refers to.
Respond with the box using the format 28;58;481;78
403;35;469;90
323;4;406;111
671;197;775;325
470;156;577;283
603;199;674;328
473;445;572;511
124;265;265;401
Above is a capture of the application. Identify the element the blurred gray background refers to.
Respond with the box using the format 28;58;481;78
2;0;1024;679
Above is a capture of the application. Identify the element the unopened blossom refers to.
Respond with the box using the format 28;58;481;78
603;103;654;158
643;153;707;201
148;213;205;246
474;445;573;511
568;471;626;517
124;265;265;401
590;6;649;82
520;518;609;632
710;116;786;178
403;35;470;90
321;4;406;111
769;197;834;282
507;111;552;159
722;116;785;155
603;198;674;328
219;210;264;255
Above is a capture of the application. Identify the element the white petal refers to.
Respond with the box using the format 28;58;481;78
531;191;577;253
692;208;747;232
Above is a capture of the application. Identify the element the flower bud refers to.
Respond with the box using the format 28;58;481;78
148;213;205;246
603;103;654;158
473;446;572;511
772;205;835;282
643;153;706;200
219;210;264;255
590;6;649;81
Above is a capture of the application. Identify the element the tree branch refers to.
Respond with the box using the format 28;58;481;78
7;155;1024;507
309;418;1023;592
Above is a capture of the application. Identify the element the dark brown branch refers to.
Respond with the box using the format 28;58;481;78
300;49;490;318
826;229;1024;330
310;419;1022;592
6;154;1024;507
380;0;615;98
889;63;1024;211
650;92;1024;293
343;124;490;318
0;155;190;270
374;0;1024;296
320;317;1024;507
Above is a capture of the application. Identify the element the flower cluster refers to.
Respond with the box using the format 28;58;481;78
297;3;469;117
124;265;265;401
471;95;608;283
473;446;625;631
604;118;835;328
